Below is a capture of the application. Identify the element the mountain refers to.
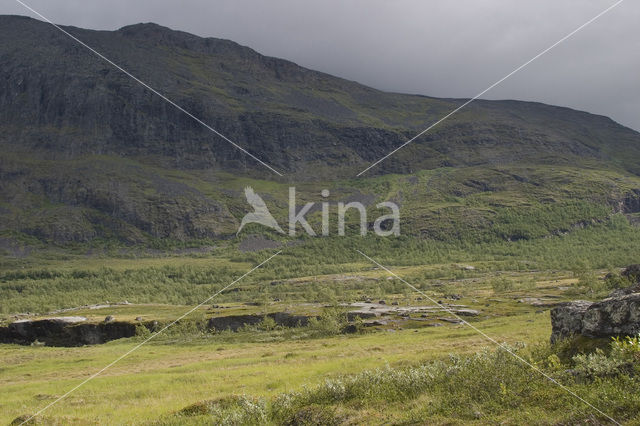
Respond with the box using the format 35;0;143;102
1;15;640;246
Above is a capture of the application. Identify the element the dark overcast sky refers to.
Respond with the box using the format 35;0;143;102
4;0;639;131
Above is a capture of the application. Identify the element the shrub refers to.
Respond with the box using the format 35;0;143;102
604;273;632;291
176;395;267;425
572;349;629;379
568;271;627;298
491;277;514;293
179;340;640;424
306;308;348;337
283;404;342;426
259;316;277;331
611;334;640;362
572;334;640;379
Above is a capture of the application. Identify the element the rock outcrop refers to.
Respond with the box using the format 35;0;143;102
550;294;640;343
0;317;137;346
346;302;479;318
207;312;312;332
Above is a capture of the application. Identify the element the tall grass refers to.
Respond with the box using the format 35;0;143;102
169;339;640;425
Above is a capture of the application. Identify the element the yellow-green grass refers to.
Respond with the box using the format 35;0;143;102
0;256;623;424
23;301;328;324
0;311;549;424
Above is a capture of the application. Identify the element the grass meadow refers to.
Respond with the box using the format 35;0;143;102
2;217;640;424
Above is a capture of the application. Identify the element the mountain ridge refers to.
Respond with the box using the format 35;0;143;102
1;15;640;246
2;15;639;178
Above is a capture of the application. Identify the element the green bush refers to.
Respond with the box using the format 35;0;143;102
491;277;514;293
283;404;342;426
259;316;278;331
176;340;640;424
176;395;267;424
612;334;640;360
572;334;640;379
306;308;348;337
572;349;629;378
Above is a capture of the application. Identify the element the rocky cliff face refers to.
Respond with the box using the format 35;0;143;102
2;15;640;177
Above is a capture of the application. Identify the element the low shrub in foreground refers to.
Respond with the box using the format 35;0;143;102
171;337;640;425
572;334;640;379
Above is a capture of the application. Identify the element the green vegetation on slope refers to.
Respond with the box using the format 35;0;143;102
2;213;639;314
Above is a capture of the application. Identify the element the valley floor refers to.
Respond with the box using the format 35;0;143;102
2;258;638;424
1;310;549;424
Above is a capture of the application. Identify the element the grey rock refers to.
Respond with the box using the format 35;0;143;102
550;301;592;343
341;324;358;334
519;297;561;308
582;294;640;338
364;320;388;327
207;312;312;332
347;311;378;321
438;317;463;324
550;293;640;343
608;283;640;298
0;317;135;346
454;309;479;316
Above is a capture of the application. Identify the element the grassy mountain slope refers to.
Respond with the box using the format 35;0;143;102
1;15;640;245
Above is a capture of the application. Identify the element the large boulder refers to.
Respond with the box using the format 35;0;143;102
582;293;640;338
550;301;592;343
550;293;640;343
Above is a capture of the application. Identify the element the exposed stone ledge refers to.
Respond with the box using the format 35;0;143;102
550;294;640;343
0;317;137;346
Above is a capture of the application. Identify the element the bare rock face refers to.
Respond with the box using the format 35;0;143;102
0;317;137;346
550;301;592;343
581;294;640;338
207;312;312;332
550;294;640;343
